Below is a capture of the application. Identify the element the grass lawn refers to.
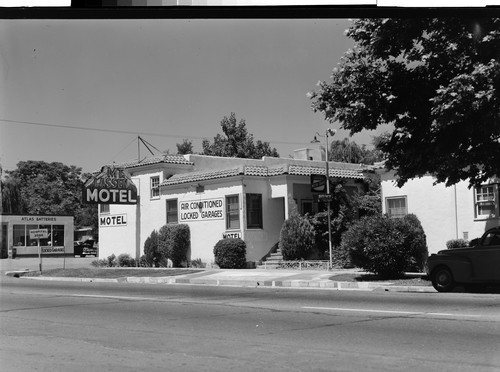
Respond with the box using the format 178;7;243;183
22;268;204;279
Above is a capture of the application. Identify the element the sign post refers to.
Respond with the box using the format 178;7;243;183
30;229;49;272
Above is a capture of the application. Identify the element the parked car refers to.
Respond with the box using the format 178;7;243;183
427;227;500;292
74;239;97;258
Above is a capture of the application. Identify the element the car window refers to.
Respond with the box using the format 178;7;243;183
482;232;500;246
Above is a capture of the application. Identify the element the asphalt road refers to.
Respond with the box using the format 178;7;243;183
1;277;499;371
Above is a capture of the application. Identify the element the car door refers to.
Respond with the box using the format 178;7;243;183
469;230;500;281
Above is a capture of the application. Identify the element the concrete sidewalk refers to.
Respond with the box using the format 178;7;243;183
1;257;436;293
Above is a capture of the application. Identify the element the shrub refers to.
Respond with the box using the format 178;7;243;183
341;214;428;279
107;254;117;267
139;254;152;267
158;224;191;267
279;211;316;260
190;258;206;268
117;253;136;267
446;239;469;249
144;230;160;267
213;238;247;269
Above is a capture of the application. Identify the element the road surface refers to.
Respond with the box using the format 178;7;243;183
1;276;499;371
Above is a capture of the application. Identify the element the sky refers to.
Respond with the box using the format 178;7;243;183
0;18;388;174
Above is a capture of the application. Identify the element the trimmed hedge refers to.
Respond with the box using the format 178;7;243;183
213;238;247;269
341;214;428;279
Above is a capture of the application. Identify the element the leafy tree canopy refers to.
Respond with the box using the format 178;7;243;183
329;137;384;164
1;160;97;230
310;18;500;187
176;139;194;155
202;112;279;159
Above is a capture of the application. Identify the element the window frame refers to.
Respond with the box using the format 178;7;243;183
166;198;178;224
386;196;408;219
246;193;263;229
150;176;160;200
474;184;499;219
225;194;240;230
100;204;110;214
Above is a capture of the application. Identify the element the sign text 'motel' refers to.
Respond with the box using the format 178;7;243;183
83;165;137;204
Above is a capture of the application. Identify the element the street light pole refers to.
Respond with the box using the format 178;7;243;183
324;129;336;270
312;129;336;270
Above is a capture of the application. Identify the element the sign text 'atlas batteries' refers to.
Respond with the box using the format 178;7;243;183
179;198;224;222
83;165;137;204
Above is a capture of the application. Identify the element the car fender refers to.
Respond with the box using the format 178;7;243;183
428;254;472;283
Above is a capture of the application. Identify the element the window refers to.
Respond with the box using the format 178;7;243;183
150;176;160;199
12;224;65;247
13;225;26;246
166;199;178;224
386;197;407;218
226;195;240;230
100;204;110;214
482;231;500;246
475;185;498;219
39;225;51;246
246;193;263;229
301;200;313;215
52;225;65;247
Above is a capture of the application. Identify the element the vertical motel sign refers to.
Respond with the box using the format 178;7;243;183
83;165;138;204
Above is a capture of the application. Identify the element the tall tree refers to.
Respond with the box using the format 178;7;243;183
328;138;383;164
202;113;279;159
176;139;193;155
309;18;500;187
1;161;97;231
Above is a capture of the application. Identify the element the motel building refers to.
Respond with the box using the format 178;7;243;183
97;148;369;266
378;168;500;254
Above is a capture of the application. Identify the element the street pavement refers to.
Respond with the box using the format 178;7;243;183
1;257;436;293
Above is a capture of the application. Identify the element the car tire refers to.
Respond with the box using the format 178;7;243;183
431;266;455;292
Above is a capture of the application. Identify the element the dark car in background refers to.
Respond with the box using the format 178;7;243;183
427;227;500;292
74;239;97;257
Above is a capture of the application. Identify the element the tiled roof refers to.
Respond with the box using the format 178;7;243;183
289;165;365;179
112;154;194;169
161;164;364;186
161;168;242;186
244;165;287;177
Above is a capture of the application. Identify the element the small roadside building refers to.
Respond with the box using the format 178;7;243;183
379;169;500;254
0;213;75;258
97;150;370;266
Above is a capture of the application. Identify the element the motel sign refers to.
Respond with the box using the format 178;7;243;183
83;165;138;204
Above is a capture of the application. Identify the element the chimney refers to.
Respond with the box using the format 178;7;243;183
293;147;325;161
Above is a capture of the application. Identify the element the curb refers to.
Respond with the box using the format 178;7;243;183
16;274;436;292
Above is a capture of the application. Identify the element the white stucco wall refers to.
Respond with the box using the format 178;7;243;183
381;172;499;254
164;180;244;265
98;176;142;260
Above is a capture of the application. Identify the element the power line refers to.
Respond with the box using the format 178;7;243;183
0;118;314;146
0;118;199;139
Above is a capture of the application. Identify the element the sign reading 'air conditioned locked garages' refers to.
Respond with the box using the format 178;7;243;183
83;165;138;204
